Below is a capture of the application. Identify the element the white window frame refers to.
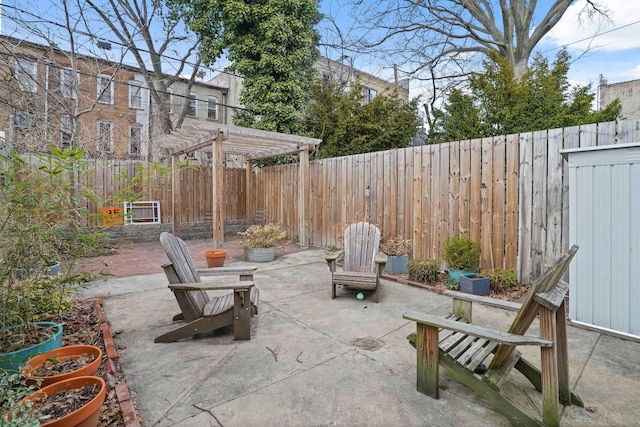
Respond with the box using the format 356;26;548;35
128;124;142;158
362;86;377;104
187;92;197;117
97;75;113;104
61;115;73;147
15;58;37;93
97;120;113;154
129;82;143;109
60;68;79;99
207;96;218;120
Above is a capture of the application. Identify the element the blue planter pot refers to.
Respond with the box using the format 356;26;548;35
459;273;491;296
447;269;475;282
384;254;409;275
0;321;63;373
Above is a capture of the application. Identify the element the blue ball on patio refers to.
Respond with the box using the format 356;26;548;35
356;292;364;300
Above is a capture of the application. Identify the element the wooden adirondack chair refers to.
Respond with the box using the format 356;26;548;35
155;232;259;343
326;221;387;303
404;245;583;427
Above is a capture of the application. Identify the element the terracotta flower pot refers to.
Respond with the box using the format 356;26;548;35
22;344;102;388
21;376;106;427
204;249;227;268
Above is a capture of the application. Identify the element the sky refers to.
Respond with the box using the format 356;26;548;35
318;0;640;103
2;0;639;101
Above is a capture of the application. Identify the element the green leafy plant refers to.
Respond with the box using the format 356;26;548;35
0;370;39;426
237;223;288;249
407;259;439;283
443;235;480;271
444;277;460;291
481;268;518;293
0;147;101;353
380;237;412;256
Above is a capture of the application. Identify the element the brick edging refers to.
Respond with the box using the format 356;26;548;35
94;298;142;427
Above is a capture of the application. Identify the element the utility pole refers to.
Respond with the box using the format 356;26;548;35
393;64;399;101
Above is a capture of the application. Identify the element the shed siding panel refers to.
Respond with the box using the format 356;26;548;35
568;144;640;336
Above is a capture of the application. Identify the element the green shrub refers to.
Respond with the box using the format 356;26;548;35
443;235;480;271
407;259;439;283
481;268;518;293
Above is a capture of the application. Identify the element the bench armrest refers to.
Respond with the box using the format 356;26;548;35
198;266;257;277
403;310;552;347
169;282;254;292
375;252;388;264
443;290;522;312
325;251;344;262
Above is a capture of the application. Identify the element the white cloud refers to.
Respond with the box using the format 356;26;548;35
544;2;640;52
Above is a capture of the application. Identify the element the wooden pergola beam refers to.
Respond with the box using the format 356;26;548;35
156;123;321;244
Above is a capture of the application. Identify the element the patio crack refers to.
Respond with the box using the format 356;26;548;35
151;344;239;426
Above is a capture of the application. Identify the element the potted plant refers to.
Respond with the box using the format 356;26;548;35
380;237;412;275
0;148;104;372
22;344;102;388
443;235;480;281
18;375;106;427
238;223;288;262
204;249;227;268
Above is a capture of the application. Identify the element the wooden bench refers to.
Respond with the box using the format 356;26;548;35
155;232;259;343
404;245;583;427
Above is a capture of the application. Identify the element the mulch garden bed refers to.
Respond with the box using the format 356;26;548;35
56;298;141;427
382;271;530;303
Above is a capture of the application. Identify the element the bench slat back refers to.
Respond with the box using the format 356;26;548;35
490;245;579;368
343;222;381;273
160;232;208;320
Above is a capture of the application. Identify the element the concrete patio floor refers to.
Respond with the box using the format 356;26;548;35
77;247;640;426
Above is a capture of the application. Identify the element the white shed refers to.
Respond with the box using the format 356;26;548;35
562;142;640;339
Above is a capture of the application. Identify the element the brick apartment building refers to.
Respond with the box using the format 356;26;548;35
0;35;228;161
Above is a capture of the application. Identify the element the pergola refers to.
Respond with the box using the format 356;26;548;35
155;122;322;248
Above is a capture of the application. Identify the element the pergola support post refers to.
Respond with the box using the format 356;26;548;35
211;133;225;247
298;149;309;248
171;154;181;236
246;160;254;226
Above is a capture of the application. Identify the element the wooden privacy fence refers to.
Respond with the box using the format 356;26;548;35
0;157;247;225
79;163;246;223
252;118;639;283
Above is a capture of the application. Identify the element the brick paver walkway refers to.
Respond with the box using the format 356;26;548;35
75;235;313;278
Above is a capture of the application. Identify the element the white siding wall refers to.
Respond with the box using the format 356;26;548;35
566;143;640;337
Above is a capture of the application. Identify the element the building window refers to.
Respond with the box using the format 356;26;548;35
60;68;78;99
362;86;377;104
15;58;37;93
97;75;113;104
129;125;142;158
187;92;198;117
61;115;73;148
129;82;143;109
187;93;197;117
97;120;113;155
207;96;218;120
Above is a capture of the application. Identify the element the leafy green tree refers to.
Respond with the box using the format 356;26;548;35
222;0;321;135
307;81;420;158
177;0;320;135
430;50;621;143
